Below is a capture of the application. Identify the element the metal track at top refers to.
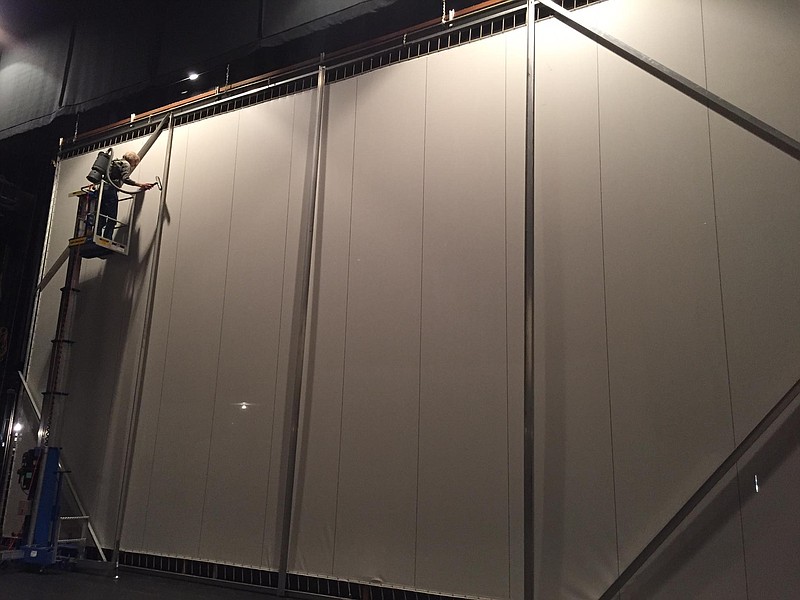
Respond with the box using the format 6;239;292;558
59;0;609;160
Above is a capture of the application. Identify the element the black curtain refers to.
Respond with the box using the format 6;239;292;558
0;0;402;141
260;0;399;46
59;1;159;114
0;20;72;139
0;177;40;467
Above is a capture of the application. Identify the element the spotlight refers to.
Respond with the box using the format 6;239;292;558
13;422;23;433
188;73;199;81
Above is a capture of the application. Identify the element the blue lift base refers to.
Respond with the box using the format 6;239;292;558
20;545;57;566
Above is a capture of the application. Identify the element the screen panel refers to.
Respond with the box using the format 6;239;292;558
330;58;426;588
532;17;618;599
123;125;191;550
589;1;748;597
198;97;297;566
142;111;239;556
416;33;511;599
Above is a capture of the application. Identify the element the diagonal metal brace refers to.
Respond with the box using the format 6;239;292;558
135;115;170;165
595;375;800;599
537;0;800;162
37;246;70;292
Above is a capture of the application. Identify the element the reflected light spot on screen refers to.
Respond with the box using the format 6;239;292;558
231;401;257;411
754;475;759;493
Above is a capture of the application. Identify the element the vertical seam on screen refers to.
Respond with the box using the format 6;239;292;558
414;58;429;588
700;2;750;597
504;33;512;600
331;78;358;574
256;102;282;570
596;44;621;576
700;0;737;451
143;127;189;546
262;95;297;567
197;113;240;556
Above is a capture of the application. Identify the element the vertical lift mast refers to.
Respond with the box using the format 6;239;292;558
3;118;168;567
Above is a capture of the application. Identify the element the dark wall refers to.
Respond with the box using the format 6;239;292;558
0;174;46;474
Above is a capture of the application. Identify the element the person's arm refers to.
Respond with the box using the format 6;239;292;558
120;161;154;189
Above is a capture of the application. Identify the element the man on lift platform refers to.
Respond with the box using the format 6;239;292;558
92;151;154;239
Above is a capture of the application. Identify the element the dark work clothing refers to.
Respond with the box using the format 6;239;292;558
97;158;135;238
90;158;136;239
109;158;135;187
94;183;118;239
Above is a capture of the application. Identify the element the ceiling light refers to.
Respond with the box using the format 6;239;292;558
188;73;199;81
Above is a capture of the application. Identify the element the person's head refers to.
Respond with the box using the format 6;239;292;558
123;151;141;169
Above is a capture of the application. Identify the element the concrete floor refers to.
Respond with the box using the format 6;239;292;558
0;566;272;599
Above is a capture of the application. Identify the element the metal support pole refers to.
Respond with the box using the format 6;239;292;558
523;3;536;600
536;0;800;162
37;179;87;452
112;114;175;571
36;244;82;449
277;63;327;596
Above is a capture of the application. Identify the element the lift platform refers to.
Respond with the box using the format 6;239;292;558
68;180;136;259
